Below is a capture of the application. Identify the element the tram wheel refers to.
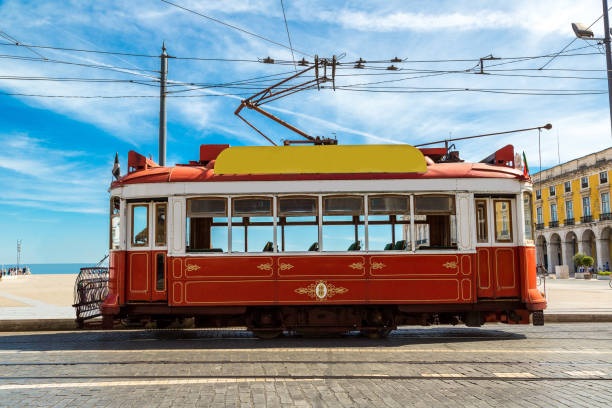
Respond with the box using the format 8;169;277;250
361;328;392;339
252;329;283;339
532;310;544;326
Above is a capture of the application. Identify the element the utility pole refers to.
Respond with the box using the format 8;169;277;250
603;0;612;139
159;42;168;166
16;240;21;270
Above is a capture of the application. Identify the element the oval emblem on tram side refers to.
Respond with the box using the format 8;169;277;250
315;282;328;300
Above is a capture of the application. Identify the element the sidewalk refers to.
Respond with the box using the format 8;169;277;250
0;274;611;330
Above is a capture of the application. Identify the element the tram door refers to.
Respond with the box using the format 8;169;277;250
126;201;168;302
475;197;520;299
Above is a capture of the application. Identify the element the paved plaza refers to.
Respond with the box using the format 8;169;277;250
0;323;611;407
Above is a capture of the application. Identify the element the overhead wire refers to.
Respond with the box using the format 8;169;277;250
279;0;297;72
0;29;47;60
159;0;313;57
539;8;610;69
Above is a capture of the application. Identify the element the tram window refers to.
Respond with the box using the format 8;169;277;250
494;200;513;242
475;200;488;243
155;203;167;246
278;197;318;252
186;198;228;252
367;195;410;250
323;196;364;251
523;193;534;241
110;197;120;250
232;198;273;252
414;195;456;249
155;253;165;291
131;205;149;246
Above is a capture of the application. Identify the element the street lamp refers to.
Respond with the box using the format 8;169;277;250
572;0;612;139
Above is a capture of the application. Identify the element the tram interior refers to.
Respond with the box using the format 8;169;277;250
183;194;457;252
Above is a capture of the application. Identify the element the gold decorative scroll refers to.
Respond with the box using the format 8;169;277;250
257;263;273;271
371;262;386;270
348;262;364;270
279;263;294;271
185;263;201;272
443;261;458;269
294;280;348;301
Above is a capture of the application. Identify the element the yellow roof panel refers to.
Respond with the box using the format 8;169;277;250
214;145;427;175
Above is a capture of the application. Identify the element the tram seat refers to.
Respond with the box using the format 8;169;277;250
308;242;319;251
384;243;393;250
393;240;407;250
262;241;274;252
347;241;361;251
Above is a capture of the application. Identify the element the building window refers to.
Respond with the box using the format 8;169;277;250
600;171;609;185
582;196;591;217
565;200;573;219
186;198;228;252
131;205;149;246
494;200;513;242
550;203;558;222
523;193;534;241
602;192;611;214
564;181;571;193
536;206;543;224
535;189;541;200
581;176;589;189
475;200;488;243
549;186;556;196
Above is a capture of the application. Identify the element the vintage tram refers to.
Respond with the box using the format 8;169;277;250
101;143;546;337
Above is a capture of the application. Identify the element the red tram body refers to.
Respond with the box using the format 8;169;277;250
101;144;546;337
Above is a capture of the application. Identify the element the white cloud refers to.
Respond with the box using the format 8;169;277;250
0;134;109;214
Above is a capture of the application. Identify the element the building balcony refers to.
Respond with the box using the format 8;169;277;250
535;223;545;230
581;215;593;223
564;218;575;226
600;212;612;221
548;220;559;228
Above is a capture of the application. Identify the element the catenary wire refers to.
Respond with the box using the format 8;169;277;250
280;0;297;72
159;0;313;58
539;8;610;69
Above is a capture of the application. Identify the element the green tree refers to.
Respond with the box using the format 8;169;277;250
573;253;586;267
582;256;594;267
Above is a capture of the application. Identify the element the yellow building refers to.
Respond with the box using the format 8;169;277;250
532;146;612;272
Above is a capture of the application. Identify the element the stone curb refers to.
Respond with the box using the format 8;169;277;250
0;319;78;332
543;313;612;323
1;314;612;332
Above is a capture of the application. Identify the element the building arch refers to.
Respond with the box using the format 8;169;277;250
549;233;562;270
598;226;612;270
564;231;578;272
536;234;547;270
580;229;597;267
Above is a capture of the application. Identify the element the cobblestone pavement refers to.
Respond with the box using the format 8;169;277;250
0;324;611;407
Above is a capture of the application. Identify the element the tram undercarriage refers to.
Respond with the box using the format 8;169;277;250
103;303;542;338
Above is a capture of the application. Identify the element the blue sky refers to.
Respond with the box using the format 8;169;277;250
1;0;611;263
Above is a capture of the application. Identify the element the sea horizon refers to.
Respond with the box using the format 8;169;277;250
1;263;98;274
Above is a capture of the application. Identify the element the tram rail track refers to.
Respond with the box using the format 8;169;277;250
1;374;611;382
1;360;611;366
